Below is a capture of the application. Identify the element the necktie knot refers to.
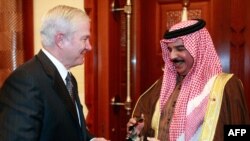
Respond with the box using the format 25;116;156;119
66;72;75;102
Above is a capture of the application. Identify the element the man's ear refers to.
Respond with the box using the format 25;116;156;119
55;33;64;48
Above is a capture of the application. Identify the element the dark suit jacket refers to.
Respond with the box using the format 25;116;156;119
0;50;93;141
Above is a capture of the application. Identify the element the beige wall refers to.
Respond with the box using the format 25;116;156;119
33;0;88;116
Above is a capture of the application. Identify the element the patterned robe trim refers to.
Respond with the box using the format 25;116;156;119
151;100;160;138
199;73;233;141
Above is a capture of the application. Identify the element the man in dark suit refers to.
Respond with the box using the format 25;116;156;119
0;5;108;141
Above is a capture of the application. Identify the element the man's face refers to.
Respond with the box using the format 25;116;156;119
62;21;91;69
167;38;194;76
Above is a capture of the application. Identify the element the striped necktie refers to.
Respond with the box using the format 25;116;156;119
65;72;75;102
65;72;81;126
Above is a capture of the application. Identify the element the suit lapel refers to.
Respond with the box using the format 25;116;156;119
36;50;80;124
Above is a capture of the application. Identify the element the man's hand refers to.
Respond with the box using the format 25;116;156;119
126;114;144;140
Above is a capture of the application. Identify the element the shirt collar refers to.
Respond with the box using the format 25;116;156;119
41;48;68;84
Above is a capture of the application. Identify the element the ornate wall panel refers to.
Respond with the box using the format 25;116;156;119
157;1;210;54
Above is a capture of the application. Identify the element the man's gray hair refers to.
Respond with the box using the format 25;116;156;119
40;5;90;47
